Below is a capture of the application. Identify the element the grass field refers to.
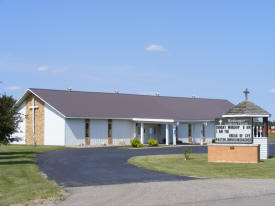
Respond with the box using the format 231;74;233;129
269;132;275;139
129;154;275;179
0;144;67;206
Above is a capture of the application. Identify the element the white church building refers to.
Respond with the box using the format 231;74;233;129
13;88;234;146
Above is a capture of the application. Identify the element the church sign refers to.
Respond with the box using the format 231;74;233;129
215;117;253;144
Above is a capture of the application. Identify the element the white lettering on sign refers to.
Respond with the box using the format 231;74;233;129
215;118;253;144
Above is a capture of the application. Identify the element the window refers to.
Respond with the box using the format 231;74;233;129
149;128;153;134
202;124;205;137
108;119;112;137
137;126;140;135
188;124;192;137
85;119;90;137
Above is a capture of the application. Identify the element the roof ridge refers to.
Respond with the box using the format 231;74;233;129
17;88;234;120
28;88;230;101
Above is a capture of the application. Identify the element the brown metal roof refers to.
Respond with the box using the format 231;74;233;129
223;100;270;117
26;88;234;121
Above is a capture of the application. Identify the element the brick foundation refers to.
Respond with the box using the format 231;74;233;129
208;144;260;163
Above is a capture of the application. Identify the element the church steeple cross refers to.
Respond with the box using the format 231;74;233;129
243;88;250;101
29;97;39;134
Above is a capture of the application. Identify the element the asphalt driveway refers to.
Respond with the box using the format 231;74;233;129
37;146;206;187
37;144;275;187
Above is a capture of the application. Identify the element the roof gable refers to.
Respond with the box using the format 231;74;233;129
223;100;270;117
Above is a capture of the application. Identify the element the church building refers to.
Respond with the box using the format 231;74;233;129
13;88;234;146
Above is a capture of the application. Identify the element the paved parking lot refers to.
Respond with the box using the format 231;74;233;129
37;144;275;206
37;144;275;187
37;146;207;187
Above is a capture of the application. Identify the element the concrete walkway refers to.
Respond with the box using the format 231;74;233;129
58;179;275;206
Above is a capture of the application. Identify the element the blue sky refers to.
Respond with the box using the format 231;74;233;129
0;0;274;119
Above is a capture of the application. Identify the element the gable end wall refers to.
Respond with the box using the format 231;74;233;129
25;94;44;145
44;103;66;145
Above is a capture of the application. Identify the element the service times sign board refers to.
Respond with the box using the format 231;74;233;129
215;117;253;144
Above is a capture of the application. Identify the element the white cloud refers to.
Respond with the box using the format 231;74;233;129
37;65;48;72
6;85;20;90
270;89;275;93
145;44;166;52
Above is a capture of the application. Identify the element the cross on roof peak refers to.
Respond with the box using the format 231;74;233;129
243;88;250;101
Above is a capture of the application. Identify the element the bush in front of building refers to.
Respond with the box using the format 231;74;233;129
183;147;192;160
148;139;159;147
130;138;144;148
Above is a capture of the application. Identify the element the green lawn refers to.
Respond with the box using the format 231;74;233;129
0;144;67;206
269;132;275;139
129;154;275;179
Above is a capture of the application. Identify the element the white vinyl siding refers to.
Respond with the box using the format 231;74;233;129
112;120;135;145
205;122;215;142
178;124;188;143
90;119;108;145
65;119;85;146
192;124;201;143
44;104;66;145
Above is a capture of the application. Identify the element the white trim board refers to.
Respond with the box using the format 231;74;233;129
222;114;270;118
132;118;174;123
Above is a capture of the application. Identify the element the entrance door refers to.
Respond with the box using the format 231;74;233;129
144;125;157;143
108;119;112;144
85;119;90;145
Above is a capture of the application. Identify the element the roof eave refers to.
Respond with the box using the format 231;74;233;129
222;114;271;118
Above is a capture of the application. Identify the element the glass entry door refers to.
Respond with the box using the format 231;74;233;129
144;125;159;143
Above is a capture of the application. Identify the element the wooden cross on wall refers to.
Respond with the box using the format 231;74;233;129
29;97;38;134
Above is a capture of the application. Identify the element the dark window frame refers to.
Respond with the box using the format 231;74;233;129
85;119;90;137
108;119;112;137
188;124;192;137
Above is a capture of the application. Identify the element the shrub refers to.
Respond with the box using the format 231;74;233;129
211;138;215;143
130;138;144;148
183;147;192;160
148;139;159;147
